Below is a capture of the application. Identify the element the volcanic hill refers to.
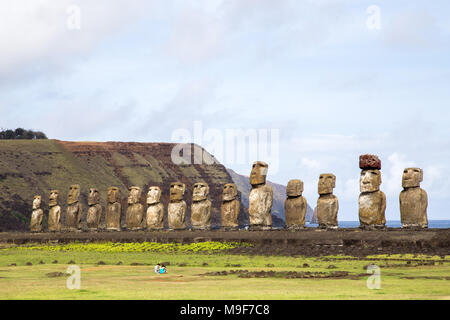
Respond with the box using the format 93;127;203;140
0;140;288;231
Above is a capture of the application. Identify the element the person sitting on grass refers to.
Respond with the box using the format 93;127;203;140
154;263;160;274
160;264;166;274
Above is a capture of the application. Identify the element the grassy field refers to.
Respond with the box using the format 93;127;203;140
0;242;449;300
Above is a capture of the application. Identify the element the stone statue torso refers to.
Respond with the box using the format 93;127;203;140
106;202;121;231
249;184;273;227
400;187;428;227
191;200;212;230
126;203;144;230
317;194;339;227
221;199;240;228
65;202;83;230
86;204;102;230
48;205;61;232
359;191;386;226
284;196;307;228
168;201;187;230
30;209;44;232
146;203;164;230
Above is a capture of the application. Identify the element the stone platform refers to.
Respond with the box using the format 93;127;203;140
1;229;449;257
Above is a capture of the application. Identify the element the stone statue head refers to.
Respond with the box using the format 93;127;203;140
250;161;268;186
318;173;336;195
49;190;59;207
147;186;162;205
402;168;423;188
193;182;209;202
222;183;238;201
360;169;382;193
33;195;41;210
67;184;80;205
286;179;304;197
170;182;185;202
128;186;142;205
88;188;100;206
107;187;120;204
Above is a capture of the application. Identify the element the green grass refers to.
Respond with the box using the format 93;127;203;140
0;243;449;300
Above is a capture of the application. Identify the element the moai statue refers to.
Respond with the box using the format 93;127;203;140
284;179;307;229
86;188;102;231
48;190;61;232
146;186;164;230
249;161;273;230
400;168;428;229
221;183;240;230
168;182;187;230
30;195;44;233
126;186;145;230
65;184;83;232
191;182;212;230
317;174;339;229
105;187;121;231
358;155;386;229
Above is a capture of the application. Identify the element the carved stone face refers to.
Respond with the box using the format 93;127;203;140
128;187;142;205
193;182;209;201
49;190;59;207
360;169;382;193
68;184;80;205
107;187;120;203
402;168;423;188
33;195;41;210
318;174;336;195
250;161;268;186
88;188;100;206
147;186;161;205
286;179;303;197
223;183;238;201
170;182;185;202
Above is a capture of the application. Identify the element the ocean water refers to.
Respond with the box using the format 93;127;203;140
305;220;450;229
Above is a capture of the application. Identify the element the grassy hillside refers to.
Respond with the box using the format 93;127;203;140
0;140;238;231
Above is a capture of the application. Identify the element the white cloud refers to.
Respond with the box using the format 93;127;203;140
422;165;450;199
383;153;416;197
0;0;152;82
166;7;225;63
341;178;359;201
382;9;440;48
290;134;385;153
301;157;320;170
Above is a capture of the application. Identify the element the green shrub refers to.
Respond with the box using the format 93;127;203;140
15;241;253;254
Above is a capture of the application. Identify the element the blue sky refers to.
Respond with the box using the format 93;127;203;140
1;0;449;220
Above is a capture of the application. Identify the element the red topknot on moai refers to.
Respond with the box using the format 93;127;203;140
359;154;381;170
358;154;386;229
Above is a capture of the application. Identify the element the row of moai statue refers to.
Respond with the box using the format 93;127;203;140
247;156;427;231
30;181;240;232
283;154;428;230
30;155;428;232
